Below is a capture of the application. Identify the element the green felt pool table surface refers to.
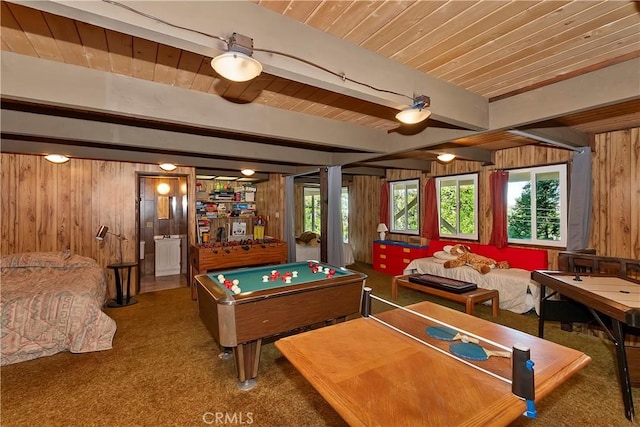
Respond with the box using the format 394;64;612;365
205;261;353;294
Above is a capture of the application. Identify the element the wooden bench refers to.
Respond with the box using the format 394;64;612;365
391;274;499;317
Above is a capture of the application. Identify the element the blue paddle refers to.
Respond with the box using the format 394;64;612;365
450;342;511;361
426;326;479;344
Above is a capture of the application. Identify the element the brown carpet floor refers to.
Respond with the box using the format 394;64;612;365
1;262;638;426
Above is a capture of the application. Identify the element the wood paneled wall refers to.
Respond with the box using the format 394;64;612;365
255;173;285;240
1;153;196;297
592;128;639;258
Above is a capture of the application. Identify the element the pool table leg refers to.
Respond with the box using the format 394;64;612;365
234;339;262;390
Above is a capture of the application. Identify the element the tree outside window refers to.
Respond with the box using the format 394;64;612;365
390;179;419;235
303;186;349;242
436;174;478;240
507;165;567;247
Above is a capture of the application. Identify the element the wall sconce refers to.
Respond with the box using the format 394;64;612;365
377;223;389;241
396;95;431;124
437;153;456;162
44;154;70;164
159;163;177;171
211;33;262;82
95;225;127;264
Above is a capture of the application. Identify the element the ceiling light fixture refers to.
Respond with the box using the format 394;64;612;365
44;154;70;164
437;153;456;162
159;163;177;171
211;33;262;82
241;169;255;176
395;95;432;124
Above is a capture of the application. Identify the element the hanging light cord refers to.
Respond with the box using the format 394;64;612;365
101;0;414;102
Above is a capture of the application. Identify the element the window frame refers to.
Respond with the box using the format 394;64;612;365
507;163;568;248
389;179;420;236
435;173;479;241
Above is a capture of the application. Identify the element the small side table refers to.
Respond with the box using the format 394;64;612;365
106;262;138;307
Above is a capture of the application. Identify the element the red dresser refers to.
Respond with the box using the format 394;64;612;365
372;240;429;275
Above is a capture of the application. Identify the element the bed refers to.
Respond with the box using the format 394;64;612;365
1;251;117;366
403;240;549;315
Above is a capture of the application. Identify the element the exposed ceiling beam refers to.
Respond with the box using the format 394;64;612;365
439;146;494;165
8;0;489;131
341;167;387;177
351;159;430;171
507;127;588;152
0;137;300;174
0;109;336;167
490;58;640;130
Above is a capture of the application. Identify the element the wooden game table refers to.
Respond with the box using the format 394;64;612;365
532;270;640;421
276;299;590;426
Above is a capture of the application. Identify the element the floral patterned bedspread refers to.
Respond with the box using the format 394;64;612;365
1;251;117;366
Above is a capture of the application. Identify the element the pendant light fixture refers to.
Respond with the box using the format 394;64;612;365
396;95;431;124
437;153;456;162
44;154;70;164
211;33;262;82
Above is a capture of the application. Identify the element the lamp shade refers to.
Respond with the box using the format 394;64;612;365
44;154;70;164
211;51;262;82
376;223;388;241
396;108;432;124
437;153;456;162
95;225;109;241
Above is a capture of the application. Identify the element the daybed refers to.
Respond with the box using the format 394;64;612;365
1;251;117;366
403;240;548;314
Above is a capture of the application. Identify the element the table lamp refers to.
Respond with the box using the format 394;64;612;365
377;223;388;241
95;225;127;263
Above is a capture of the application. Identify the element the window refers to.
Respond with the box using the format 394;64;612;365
390;179;420;235
436;174;478;240
507;164;567;247
303;187;321;234
303;186;349;242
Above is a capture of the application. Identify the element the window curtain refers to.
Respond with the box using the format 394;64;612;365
326;166;345;267
422;178;439;239
379;181;390;226
567;149;592;250
489;170;509;248
284;175;296;262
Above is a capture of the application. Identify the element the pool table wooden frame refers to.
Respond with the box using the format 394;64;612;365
195;266;366;389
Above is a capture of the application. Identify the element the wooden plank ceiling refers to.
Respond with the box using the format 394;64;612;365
1;0;639;174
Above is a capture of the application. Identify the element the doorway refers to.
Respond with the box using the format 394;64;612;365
137;174;189;293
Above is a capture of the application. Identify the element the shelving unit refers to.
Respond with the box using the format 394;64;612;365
195;180;258;244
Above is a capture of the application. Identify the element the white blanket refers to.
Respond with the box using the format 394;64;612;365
404;257;540;314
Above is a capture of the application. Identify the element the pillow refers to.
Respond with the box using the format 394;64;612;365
433;250;458;261
1;250;71;268
66;254;99;267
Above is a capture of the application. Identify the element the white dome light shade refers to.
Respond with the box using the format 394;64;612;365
211;52;263;82
159;163;177;171
395;108;432;124
437;153;456;162
44;154;70;163
241;169;255;176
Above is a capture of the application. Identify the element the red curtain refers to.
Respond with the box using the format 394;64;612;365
379;181;390;225
422;178;439;239
489;170;509;248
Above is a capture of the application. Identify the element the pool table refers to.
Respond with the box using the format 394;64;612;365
195;261;367;390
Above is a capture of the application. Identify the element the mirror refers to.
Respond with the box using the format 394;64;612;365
157;196;170;219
